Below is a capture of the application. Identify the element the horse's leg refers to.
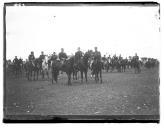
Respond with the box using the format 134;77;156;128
46;69;49;80
30;70;32;80
95;73;97;83
85;71;87;83
42;70;44;79
80;71;83;83
76;71;78;80
52;71;54;84
67;73;71;85
33;70;35;80
54;74;57;83
37;70;39;80
27;70;29;80
96;73;98;83
47;70;49;79
72;71;75;80
100;70;102;83
97;71;99;81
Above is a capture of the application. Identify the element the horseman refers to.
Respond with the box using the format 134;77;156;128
13;56;19;76
134;53;139;61
102;55;106;62
28;51;35;64
107;55;111;63
91;47;102;83
51;52;58;62
18;57;23;70
93;47;101;62
118;54;122;63
75;47;83;65
59;48;67;64
39;51;45;61
13;56;19;65
119;54;122;60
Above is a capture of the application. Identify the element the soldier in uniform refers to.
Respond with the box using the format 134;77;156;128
28;51;35;63
13;56;19;65
93;47;101;61
134;53;139;61
39;51;45;61
58;48;67;64
119;54;122;60
51;52;58;61
75;47;83;64
102;55;106;62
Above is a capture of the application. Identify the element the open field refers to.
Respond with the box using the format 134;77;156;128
4;67;159;120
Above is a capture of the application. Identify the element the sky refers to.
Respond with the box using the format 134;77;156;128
6;5;160;60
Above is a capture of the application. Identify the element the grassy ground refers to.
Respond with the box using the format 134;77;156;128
4;67;159;119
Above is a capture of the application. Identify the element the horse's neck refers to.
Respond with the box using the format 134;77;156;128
83;57;89;64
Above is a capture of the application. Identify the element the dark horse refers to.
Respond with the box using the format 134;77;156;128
74;51;91;83
131;58;141;73
26;58;41;80
91;59;103;83
51;56;75;85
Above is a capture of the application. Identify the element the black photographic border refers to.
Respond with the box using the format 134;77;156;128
3;1;160;123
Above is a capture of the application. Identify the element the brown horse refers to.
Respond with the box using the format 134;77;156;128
51;56;75;85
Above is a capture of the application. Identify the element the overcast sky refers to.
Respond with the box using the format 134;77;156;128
6;5;160;60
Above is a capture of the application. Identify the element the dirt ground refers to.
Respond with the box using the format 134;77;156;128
4;67;159;120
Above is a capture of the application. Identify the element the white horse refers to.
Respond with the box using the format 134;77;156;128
42;55;49;79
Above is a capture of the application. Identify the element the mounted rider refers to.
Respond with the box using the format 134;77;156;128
118;54;122;64
75;47;83;64
107;55;111;63
13;56;19;66
28;51;35;65
39;51;45;61
102;55;107;62
59;48;67;64
51;52;58;62
93;47;101;62
134;53;139;61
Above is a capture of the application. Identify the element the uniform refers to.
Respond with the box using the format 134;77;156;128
134;55;139;61
28;54;35;62
102;56;106;62
13;58;19;65
94;51;101;61
59;52;67;61
51;54;57;61
75;51;83;63
39;54;45;60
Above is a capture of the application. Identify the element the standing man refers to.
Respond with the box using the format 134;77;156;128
58;48;67;64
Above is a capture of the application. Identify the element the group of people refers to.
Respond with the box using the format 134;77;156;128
12;46;141;69
18;46;102;64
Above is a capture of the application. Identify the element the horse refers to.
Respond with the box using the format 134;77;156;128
6;60;15;77
120;59;127;72
26;61;34;80
51;59;60;84
91;58;103;83
77;51;91;83
104;59;110;72
26;59;41;80
51;56;75;85
41;56;49;80
131;58;141;73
